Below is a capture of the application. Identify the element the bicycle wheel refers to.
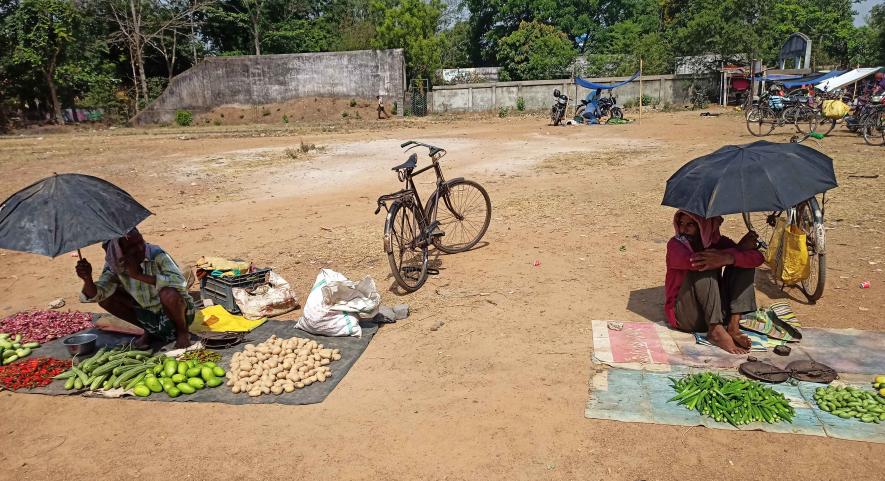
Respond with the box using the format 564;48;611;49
742;211;781;254
863;110;885;146
385;201;429;292
796;198;826;302
426;179;492;254
789;105;813;133
746;106;775;137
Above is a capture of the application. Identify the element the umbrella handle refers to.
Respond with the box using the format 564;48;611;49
77;249;82;260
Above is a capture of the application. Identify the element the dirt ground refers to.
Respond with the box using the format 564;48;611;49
0;109;883;480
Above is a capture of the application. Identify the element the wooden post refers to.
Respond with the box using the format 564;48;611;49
639;57;643;124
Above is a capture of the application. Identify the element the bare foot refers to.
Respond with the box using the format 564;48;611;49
133;333;152;349
707;324;748;354
726;317;752;349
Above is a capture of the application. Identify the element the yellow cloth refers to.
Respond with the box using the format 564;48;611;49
822;100;850;119
195;256;251;272
190;305;267;333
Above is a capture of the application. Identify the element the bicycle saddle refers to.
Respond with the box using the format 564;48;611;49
392;153;418;171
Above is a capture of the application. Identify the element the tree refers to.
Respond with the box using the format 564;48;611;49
439;20;471;69
4;0;80;123
497;21;577;81
372;0;445;79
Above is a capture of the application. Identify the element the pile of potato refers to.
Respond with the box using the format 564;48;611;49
227;335;342;397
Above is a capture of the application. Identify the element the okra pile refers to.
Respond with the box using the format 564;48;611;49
813;385;885;423
668;372;795;426
54;347;168;391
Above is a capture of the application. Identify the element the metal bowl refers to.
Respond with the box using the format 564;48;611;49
62;333;97;357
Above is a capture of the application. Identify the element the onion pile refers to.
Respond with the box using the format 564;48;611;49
0;310;93;343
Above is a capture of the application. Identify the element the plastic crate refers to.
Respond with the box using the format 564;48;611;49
200;268;271;314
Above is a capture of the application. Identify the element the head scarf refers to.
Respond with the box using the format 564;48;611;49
103;229;148;274
673;210;723;252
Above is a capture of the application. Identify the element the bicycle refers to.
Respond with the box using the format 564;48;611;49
742;195;827;302
862;104;885;146
375;141;492;292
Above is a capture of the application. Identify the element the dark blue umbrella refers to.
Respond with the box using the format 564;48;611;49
0;173;152;257
662;141;837;218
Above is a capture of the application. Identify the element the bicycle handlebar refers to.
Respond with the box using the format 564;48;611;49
400;140;446;158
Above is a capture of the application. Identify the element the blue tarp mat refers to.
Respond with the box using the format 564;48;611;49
782;70;844;88
586;366;885;444
575;71;641;90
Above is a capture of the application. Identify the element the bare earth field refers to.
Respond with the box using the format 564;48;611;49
0;109;883;480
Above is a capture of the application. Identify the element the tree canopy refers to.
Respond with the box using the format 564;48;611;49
1;0;882;125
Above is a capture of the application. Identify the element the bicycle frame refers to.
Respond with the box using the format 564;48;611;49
376;146;453;250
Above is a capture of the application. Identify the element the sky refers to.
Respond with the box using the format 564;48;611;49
854;0;879;26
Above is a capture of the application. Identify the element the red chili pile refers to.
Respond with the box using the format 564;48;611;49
0;357;69;391
0;310;93;343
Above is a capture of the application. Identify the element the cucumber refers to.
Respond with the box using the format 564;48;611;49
200;367;216;382
73;377;83;390
64;377;76;390
145;377;163;393
133;384;151;397
22;342;40;349
2;350;17;359
163;359;177;377
185;367;201;378
212;366;225;377
176;382;195;395
206;377;223;388
171;373;186;383
203;362;218;369
187;377;205;390
164;385;181;398
177;362;189;376
71;366;89;384
117;365;149;385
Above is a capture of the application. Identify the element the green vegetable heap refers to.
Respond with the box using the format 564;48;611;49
668;372;795;426
813;385;885;423
54;346;225;397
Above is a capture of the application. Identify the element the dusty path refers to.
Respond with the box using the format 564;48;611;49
0;110;883;480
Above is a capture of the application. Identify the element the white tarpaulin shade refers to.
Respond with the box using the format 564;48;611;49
816;67;882;92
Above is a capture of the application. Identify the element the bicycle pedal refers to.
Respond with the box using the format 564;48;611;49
430;226;445;237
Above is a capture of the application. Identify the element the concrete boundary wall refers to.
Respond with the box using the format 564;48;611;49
133;49;406;125
429;74;717;113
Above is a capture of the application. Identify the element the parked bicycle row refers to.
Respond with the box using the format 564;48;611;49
745;79;885;146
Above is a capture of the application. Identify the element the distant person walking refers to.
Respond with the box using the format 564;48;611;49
377;95;389;119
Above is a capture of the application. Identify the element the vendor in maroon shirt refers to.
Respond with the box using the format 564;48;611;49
664;211;764;354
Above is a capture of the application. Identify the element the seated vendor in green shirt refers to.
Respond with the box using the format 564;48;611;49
76;228;194;349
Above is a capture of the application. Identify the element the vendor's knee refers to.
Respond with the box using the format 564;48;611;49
158;287;183;307
688;269;719;285
726;266;757;285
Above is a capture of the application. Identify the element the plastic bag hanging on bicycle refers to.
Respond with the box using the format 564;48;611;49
822;99;850;119
766;217;811;285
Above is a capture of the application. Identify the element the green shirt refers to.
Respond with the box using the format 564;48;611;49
80;246;192;314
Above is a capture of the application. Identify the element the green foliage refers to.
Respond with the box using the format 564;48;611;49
516;96;526;111
498;106;509;117
439;20;471;69
392;101;398;115
497;22;577;81
372;0;445;79
282;114;288;123
349;99;357;107
175;110;193;126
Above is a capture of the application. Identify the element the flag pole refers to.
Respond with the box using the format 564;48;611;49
639;57;643;124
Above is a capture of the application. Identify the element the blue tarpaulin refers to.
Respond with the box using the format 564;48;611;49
575;71;641;90
782;70;844;88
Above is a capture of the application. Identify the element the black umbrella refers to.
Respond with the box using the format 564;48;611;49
662;141;837;218
0;174;152;257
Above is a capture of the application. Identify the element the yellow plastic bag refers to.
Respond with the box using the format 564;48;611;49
190;305;267;333
765;217;810;284
822;99;850;119
779;224;810;284
764;217;787;269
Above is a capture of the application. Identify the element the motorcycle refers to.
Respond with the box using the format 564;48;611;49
597;93;623;120
551;89;568;126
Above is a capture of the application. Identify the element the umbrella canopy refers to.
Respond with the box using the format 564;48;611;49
662;141;837;218
0;174;152;257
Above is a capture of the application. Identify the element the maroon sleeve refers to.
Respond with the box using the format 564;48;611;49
716;236;764;268
667;238;696;270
